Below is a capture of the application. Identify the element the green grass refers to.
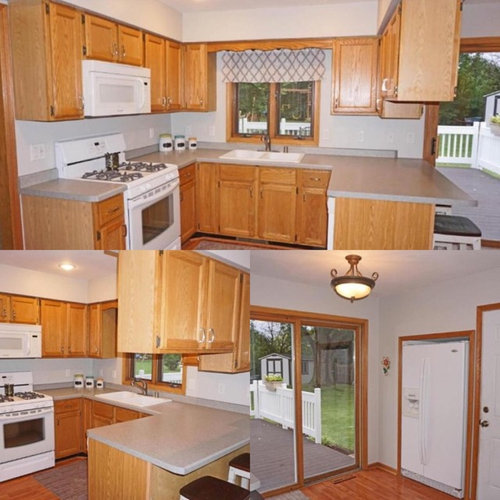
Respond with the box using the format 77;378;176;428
304;384;355;453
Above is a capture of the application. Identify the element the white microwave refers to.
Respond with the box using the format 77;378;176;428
82;60;151;116
0;323;42;358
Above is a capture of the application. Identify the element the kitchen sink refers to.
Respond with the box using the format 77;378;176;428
95;391;169;407
219;149;304;163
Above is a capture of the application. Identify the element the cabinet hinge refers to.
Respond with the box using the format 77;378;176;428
296;186;299;194
240;274;243;284
83;45;87;56
197;223;200;230
234;360;238;369
81;14;85;24
45;3;49;14
460;1;463;12
50;105;55;116
96;231;101;241
217;180;221;188
155;335;161;348
159;250;164;256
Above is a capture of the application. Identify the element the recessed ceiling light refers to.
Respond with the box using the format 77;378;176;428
58;263;76;271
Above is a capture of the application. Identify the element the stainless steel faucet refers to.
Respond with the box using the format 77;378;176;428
131;378;148;395
261;134;272;152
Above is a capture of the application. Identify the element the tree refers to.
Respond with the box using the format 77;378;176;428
440;53;500;125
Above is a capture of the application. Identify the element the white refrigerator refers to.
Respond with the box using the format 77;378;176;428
401;340;468;498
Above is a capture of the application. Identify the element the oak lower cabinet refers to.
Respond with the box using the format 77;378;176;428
331;37;378;115
22;193;126;250
0;294;39;324
218;164;257;238
258;168;297;243
54;399;82;459
296;170;330;247
196;163;218;234
117;251;242;355
9;0;84;121
88;301;118;358
179;164;197;243
41;300;88;357
199;272;250;373
91;401;143;428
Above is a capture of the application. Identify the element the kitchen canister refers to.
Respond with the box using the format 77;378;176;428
174;135;186;151
74;373;84;389
159;133;173;152
188;137;198;150
96;378;104;389
85;376;94;389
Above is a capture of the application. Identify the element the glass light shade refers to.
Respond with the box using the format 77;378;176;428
58;263;75;271
333;281;372;301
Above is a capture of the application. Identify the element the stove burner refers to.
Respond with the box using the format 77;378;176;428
82;169;144;182
82;170;99;179
14;391;45;400
122;161;168;173
0;395;13;403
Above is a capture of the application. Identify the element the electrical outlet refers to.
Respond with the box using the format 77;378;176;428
185;125;192;137
217;383;225;395
209;125;216;137
387;133;395;144
149;128;155;139
65;369;70;377
406;132;415;144
358;130;365;143
112;370;117;379
321;128;329;141
30;144;45;161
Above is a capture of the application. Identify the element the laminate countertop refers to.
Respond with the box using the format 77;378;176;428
135;149;477;207
42;387;249;476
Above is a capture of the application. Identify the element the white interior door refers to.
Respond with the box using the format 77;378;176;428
478;309;500;500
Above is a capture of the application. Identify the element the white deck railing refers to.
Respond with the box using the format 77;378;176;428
250;380;322;444
239;117;311;137
477;125;500;176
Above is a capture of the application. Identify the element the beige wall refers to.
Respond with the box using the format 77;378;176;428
461;1;500;37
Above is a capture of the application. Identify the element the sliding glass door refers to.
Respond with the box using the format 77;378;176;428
301;325;357;480
250;319;296;492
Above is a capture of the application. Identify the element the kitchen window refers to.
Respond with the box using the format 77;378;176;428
124;353;187;394
228;81;319;145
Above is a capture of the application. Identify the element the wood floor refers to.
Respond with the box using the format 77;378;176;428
300;469;455;499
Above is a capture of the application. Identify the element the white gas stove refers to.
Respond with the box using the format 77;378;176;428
0;372;55;482
55;134;181;250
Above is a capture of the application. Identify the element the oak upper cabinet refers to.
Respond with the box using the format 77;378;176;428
84;14;143;66
199;272;250;373
381;0;461;102
296;169;330;247
40;300;88;357
218;165;257;239
180;164;197;243
54;399;82;459
183;44;216;111
257;168;297;244
9;0;84;121
144;34;167;112
196;163;218;234
0;295;40;324
166;41;183;111
332;37;378;114
88;301;118;358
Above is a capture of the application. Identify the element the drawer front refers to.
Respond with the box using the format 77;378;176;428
55;398;81;414
180;164;196;185
219;164;256;182
95;194;124;227
259;168;296;185
115;407;140;422
299;169;331;188
92;401;114;419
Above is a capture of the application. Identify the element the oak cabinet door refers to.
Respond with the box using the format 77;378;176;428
48;3;84;119
118;25;143;66
166;41;183;111
0;294;10;322
67;303;88;357
10;295;39;324
55;399;82;459
84;14;117;62
145;34;166;111
89;302;118;358
40;299;66;357
180;165;197;243
196;163;218;233
96;217;126;250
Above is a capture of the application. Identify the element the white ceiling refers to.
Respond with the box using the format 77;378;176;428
250;250;500;298
158;0;373;13
0;251;117;280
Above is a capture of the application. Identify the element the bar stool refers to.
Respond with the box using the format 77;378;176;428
228;452;251;489
179;476;250;500
433;214;482;250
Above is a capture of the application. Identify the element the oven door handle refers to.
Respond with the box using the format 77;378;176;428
128;179;179;210
0;406;54;421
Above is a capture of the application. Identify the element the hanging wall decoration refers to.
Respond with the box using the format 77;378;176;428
382;356;391;376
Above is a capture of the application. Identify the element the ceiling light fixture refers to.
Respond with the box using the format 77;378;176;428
58;263;76;271
330;254;378;303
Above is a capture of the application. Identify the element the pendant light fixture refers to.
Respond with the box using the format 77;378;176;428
330;254;379;303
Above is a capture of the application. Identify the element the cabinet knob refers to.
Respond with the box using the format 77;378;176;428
121;45;126;58
156;335;161;348
208;328;215;344
198;328;206;344
162;97;167;106
199;98;204;106
112;42;119;57
480;419;489;428
11;309;16;320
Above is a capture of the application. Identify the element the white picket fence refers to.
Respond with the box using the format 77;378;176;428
437;122;500;175
250;380;322;444
239;117;311;137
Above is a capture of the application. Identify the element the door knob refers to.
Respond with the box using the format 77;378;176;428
479;419;489;428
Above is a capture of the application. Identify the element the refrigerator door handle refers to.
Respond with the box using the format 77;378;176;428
419;357;430;466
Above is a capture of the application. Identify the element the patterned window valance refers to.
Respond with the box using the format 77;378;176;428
221;49;326;83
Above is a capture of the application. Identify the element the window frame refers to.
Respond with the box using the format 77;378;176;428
122;354;197;395
226;81;320;146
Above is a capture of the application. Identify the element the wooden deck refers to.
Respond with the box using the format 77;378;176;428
251;419;355;493
437;166;500;242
